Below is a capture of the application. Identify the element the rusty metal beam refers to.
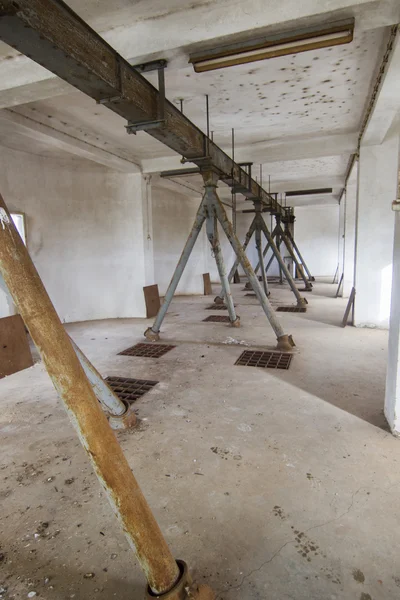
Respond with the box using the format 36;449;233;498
0;0;286;216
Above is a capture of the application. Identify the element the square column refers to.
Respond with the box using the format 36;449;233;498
385;210;400;435
343;164;358;298
354;133;400;328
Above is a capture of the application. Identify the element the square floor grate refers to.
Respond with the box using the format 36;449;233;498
202;315;231;323
276;306;307;313
206;304;228;310
118;343;175;358
105;376;158;403
235;350;292;370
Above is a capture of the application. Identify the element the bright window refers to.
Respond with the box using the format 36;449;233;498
11;213;26;245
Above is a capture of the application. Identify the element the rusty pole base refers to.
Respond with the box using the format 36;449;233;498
145;561;215;600
309;277;316;282
213;295;224;305
276;334;295;352
297;297;308;308
144;327;160;342
230;317;241;328
108;402;137;430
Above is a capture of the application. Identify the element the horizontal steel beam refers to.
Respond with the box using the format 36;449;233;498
0;0;286;216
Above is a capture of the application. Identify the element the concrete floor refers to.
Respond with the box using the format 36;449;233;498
0;279;399;600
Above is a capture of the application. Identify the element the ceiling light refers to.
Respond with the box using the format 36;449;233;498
189;19;354;73
285;188;333;197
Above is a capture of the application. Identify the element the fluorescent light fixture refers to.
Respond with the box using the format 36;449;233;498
189;19;354;73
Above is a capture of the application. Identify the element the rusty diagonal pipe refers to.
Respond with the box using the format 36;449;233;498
0;192;181;595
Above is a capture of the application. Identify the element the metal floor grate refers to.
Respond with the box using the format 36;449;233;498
118;343;175;358
276;306;307;313
105;376;158;403
206;304;228;310
235;350;292;370
203;315;231;323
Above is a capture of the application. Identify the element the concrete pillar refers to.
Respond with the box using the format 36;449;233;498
343;163;358;298
354;132;400;327
385;208;400;435
337;192;345;284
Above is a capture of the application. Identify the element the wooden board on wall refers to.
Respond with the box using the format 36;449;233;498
0;315;33;379
143;284;161;318
203;273;212;295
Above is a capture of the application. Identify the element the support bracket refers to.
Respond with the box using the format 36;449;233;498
126;60;167;134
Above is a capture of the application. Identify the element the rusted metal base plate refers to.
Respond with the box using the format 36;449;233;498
206;304;233;310
118;343;175;358
105;376;158;403
235;350;292;370
277;306;307;313
202;315;231;323
0;315;33;379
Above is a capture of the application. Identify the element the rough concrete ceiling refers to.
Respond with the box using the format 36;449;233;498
145;27;384;147
0;0;396;205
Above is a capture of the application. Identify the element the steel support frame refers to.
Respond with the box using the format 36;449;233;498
284;229;315;282
145;171;294;350
258;212;307;308
215;206;306;308
0;192;214;600
279;225;313;291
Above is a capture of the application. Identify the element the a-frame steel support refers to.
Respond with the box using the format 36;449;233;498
145;171;295;351
215;201;307;308
253;217;314;290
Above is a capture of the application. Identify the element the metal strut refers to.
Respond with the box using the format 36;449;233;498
145;171;294;350
0;275;133;424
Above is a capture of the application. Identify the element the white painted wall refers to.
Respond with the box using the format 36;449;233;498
0;148;147;322
354;131;400;328
293;205;339;277
152;185;207;295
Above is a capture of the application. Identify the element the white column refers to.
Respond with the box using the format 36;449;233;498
385;206;400;435
343;164;358;298
354;132;400;328
337;192;345;284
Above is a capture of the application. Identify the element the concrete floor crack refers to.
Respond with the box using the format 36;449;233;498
216;487;362;598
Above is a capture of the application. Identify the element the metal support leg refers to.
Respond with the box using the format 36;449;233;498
264;251;275;276
287;232;315;282
205;209;239;327
202;175;294;350
276;233;284;284
255;224;269;298
145;195;206;340
279;228;312;291
260;221;307;308
1;275;135;427
254;225;278;274
0;192;212;598
215;217;256;303
69;338;138;429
